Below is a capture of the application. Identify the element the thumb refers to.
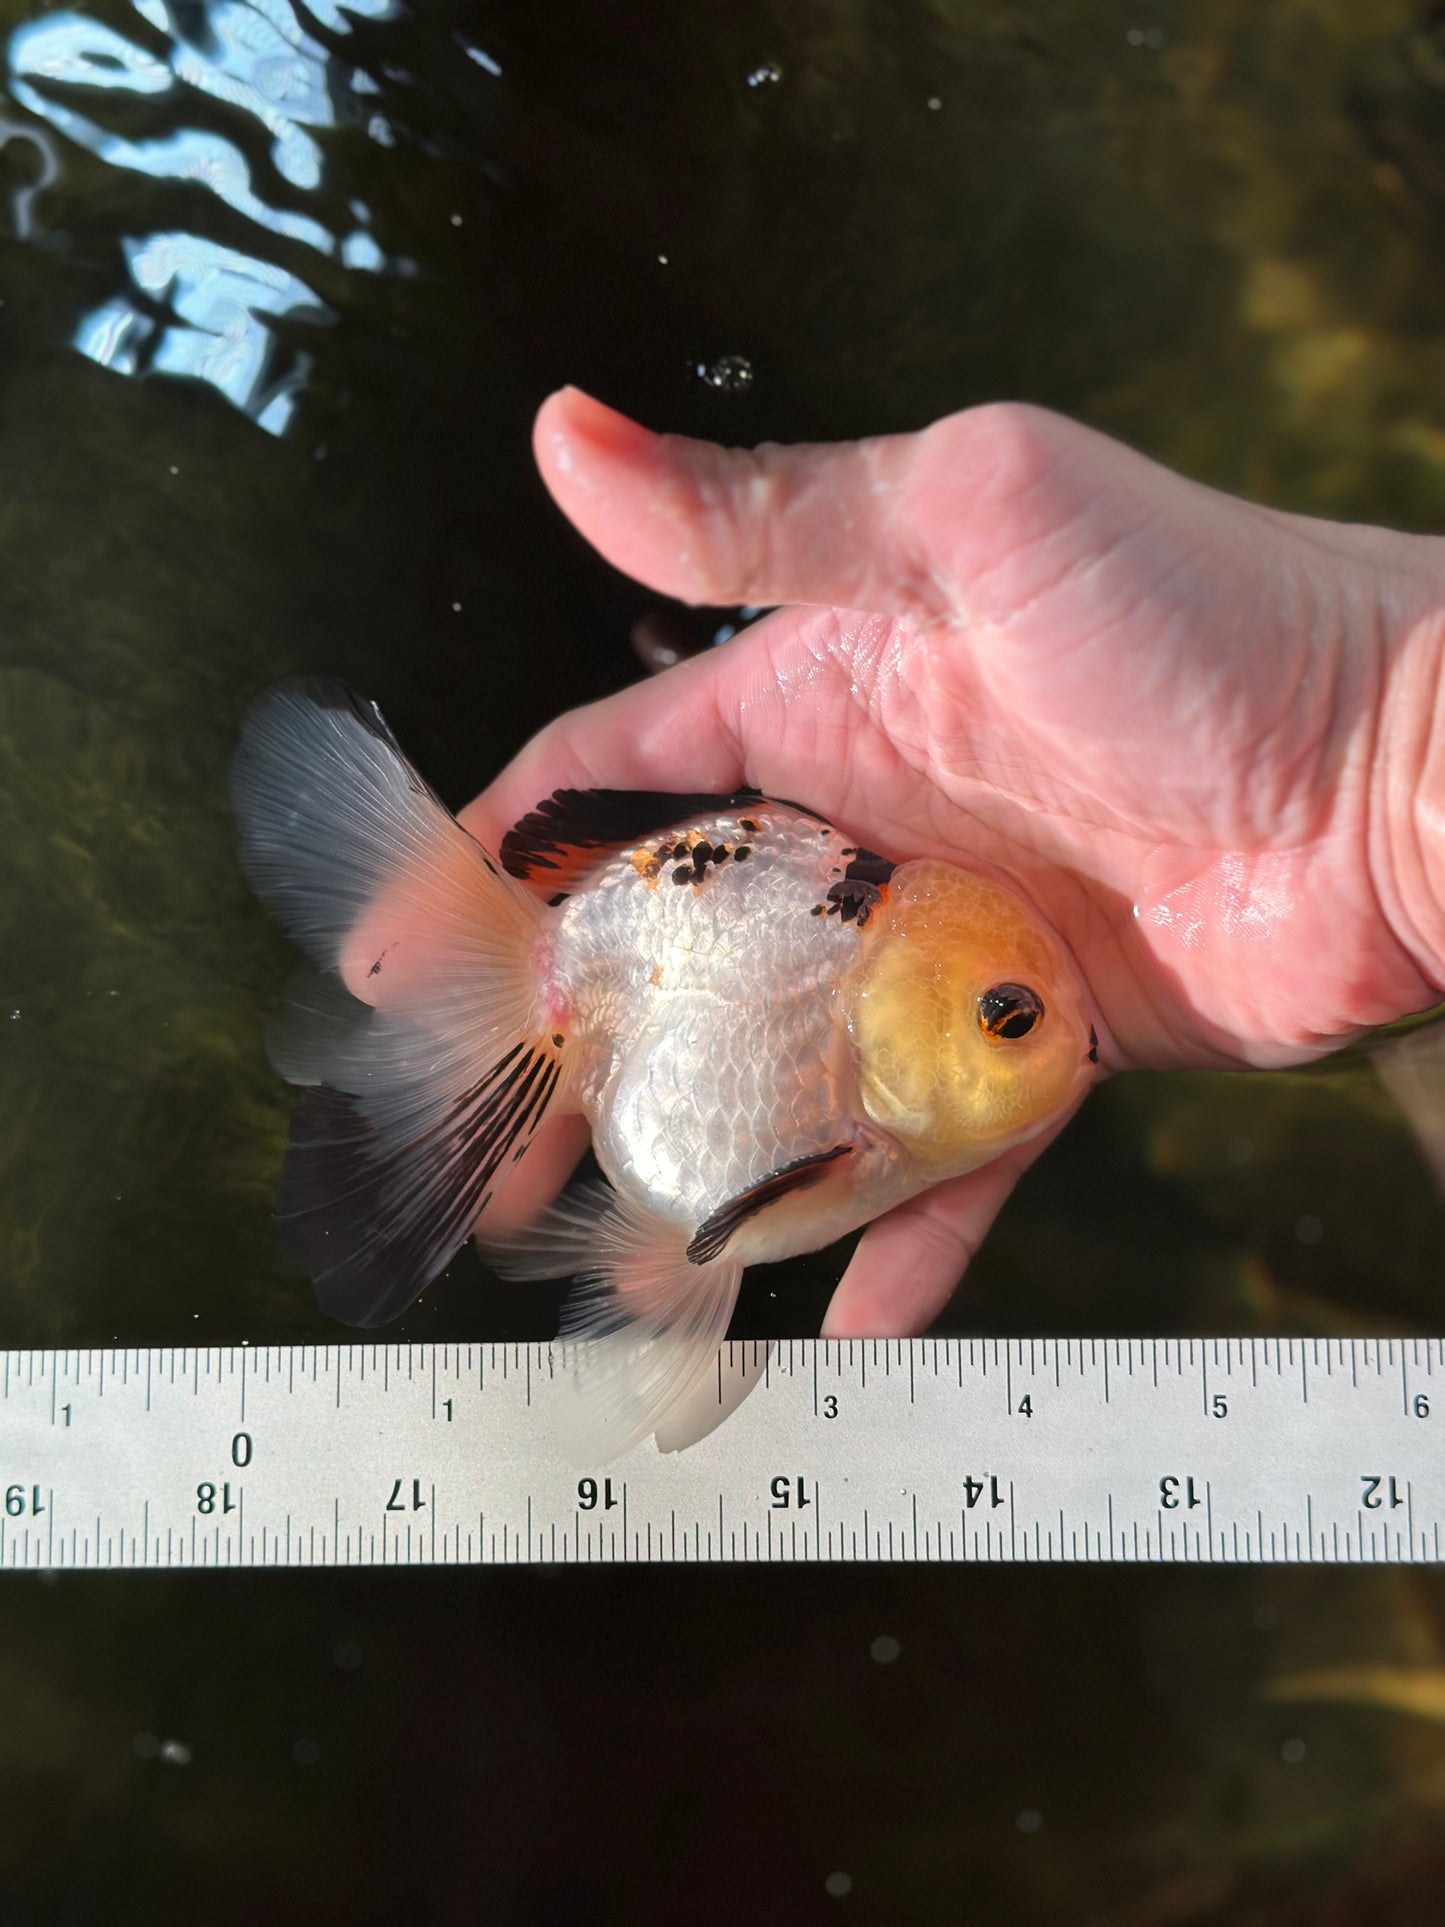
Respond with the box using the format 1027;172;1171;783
533;387;1187;632
533;386;943;616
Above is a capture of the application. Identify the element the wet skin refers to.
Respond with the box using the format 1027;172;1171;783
462;389;1445;1340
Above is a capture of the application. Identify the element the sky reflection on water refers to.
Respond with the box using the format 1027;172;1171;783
6;0;399;432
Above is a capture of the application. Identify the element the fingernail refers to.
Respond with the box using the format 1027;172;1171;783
554;386;655;458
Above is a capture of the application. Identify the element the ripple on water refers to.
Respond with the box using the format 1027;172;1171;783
5;0;400;433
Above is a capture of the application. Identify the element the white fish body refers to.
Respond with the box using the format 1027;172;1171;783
231;681;1096;1460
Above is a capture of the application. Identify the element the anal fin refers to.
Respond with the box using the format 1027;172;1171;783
482;1181;743;1463
686;1145;854;1265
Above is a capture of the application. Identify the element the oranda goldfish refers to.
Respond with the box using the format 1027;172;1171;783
231;680;1097;1459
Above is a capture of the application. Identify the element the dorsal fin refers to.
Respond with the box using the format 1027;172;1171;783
500;786;826;894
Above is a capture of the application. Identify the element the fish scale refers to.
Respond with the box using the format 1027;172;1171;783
553;807;864;1222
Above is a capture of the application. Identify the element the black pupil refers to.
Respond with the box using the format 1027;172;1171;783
978;983;1044;1040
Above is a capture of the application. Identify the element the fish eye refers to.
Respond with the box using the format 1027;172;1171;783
977;983;1045;1042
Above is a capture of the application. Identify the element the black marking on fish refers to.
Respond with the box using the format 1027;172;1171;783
548;892;568;908
502;787;751;880
672;841;689;861
279;1037;563;1327
826;847;895;929
739;818;760;835
734;846;752;862
810;904;825;917
687;1145;854;1265
367;943;396;980
552;1032;565;1049
672;865;691;885
1088;1025;1099;1065
500;785;828;882
712;844;730;864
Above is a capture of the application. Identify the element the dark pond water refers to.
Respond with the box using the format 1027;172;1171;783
2;0;1444;1919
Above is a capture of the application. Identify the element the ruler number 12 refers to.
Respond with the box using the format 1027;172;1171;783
1361;1476;1405;1510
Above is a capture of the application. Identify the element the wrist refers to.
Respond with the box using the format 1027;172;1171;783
1371;539;1445;998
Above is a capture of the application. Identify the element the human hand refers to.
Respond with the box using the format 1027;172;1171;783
462;390;1445;1338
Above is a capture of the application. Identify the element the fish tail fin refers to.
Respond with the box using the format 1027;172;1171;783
1374;1021;1445;1196
482;1181;745;1463
229;677;572;1325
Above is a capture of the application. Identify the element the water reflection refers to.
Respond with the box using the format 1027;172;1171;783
6;0;396;432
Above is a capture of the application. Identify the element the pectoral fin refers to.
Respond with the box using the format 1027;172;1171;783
685;1144;855;1265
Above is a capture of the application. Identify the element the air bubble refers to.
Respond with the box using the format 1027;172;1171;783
747;62;782;87
696;355;754;395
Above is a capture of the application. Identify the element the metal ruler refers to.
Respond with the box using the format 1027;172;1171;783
0;1338;1441;1569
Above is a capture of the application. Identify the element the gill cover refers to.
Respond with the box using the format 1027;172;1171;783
843;860;1091;1165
